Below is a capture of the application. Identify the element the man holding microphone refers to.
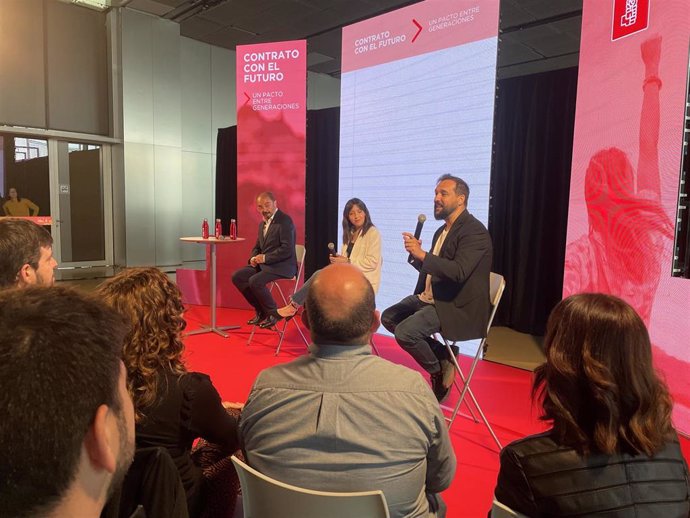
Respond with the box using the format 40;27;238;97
381;175;492;402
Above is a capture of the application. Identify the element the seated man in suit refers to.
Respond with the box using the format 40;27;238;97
0;286;135;518
232;191;296;329
241;264;456;518
0;218;57;289
381;174;492;403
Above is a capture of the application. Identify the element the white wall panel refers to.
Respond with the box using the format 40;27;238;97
307;71;341;110
0;0;45;128
152;20;181;148
45;1;108;135
124;143;155;265
181;151;214;262
122;10;154;145
181;38;212;154
211;46;236;155
154;145;182;265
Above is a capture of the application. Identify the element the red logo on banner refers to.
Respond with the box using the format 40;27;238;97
612;0;650;40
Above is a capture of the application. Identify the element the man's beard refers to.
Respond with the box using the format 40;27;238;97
434;204;452;220
106;411;135;500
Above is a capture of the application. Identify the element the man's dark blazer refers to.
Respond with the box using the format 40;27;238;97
411;209;492;341
249;209;297;278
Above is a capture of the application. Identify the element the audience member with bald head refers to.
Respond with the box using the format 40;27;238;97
303;263;377;345
241;264;456;518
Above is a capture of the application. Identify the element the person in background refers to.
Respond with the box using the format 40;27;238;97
493;293;690;517
0;286;135;518
231;191;297;330
276;197;382;320
241;264;456;518
0;217;57;289
98;268;242;518
3;187;39;216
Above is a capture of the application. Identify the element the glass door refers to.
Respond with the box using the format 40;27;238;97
0;134;51;222
50;140;113;267
1;133;114;268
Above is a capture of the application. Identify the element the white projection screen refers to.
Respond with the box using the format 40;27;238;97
339;0;500;353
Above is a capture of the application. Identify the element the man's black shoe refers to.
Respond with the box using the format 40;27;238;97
431;371;451;404
247;313;264;326
259;314;280;329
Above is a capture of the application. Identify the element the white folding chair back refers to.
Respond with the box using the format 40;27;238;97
439;272;506;448
247;245;309;355
232;456;390;518
491;499;529;517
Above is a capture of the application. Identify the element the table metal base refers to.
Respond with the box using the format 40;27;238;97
186;324;241;339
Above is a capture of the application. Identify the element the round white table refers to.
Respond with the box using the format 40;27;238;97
180;236;246;338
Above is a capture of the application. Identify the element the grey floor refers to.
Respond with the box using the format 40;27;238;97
484;326;545;372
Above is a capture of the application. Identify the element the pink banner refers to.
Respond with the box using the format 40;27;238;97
565;0;690;432
341;0;499;73
235;39;306;245
179;42;306;310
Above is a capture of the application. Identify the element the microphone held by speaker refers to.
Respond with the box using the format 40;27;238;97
407;214;426;264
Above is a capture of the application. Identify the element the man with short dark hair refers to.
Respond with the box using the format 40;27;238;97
241;264;456;518
0;286;135;518
382;174;492;403
231;191;297;329
0;218;57;289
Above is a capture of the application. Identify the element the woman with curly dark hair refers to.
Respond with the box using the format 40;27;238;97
493;293;690;517
98;268;240;518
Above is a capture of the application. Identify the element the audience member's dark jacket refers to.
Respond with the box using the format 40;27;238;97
136;372;240;518
493;430;690;517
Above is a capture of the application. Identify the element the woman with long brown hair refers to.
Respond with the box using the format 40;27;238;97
98;267;240;518
274;197;381;322
493;293;689;516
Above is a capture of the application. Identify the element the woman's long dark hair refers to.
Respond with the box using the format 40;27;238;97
8;187;22;202
533;293;674;456
341;198;374;245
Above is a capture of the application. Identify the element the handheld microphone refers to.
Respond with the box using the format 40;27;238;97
327;242;337;257
408;214;426;264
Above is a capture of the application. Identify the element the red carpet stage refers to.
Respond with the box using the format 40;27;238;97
182;304;690;518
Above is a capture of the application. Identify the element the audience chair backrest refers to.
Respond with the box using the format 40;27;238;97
491;499;529;518
231;456;389;518
101;447;188;518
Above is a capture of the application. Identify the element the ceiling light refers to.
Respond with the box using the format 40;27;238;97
57;0;112;12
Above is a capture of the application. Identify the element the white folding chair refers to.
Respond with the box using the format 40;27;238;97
438;272;506;449
491;499;529;517
231;455;390;518
247;244;309;355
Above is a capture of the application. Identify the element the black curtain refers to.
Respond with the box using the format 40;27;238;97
215;126;238;234
305;107;341;278
489;67;578;335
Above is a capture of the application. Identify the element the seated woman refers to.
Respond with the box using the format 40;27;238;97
274;197;381;322
98;268;241;518
493;293;690;517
